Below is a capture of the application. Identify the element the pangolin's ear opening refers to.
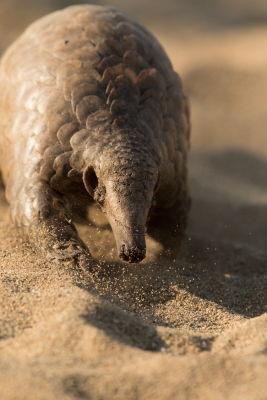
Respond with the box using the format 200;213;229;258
83;165;98;197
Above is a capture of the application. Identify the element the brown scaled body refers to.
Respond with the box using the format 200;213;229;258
0;5;190;269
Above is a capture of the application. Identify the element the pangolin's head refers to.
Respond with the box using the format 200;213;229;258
82;135;160;263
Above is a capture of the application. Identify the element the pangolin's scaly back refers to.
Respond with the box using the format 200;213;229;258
0;5;190;229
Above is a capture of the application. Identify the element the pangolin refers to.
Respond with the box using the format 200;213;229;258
0;5;190;269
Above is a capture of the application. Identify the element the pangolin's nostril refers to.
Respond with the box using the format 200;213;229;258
119;244;146;263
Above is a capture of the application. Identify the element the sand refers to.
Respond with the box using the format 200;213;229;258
0;1;267;399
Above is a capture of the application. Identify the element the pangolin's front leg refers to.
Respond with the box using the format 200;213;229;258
7;172;94;271
147;187;191;252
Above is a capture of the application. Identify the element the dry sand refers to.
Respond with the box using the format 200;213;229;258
1;1;267;399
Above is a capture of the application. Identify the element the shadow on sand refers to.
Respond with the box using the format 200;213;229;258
76;149;267;338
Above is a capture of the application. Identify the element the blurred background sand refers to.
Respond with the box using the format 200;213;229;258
0;1;267;399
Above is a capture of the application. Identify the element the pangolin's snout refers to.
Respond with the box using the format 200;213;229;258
119;243;146;263
103;180;150;264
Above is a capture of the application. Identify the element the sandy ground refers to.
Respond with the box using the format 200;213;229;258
0;1;267;399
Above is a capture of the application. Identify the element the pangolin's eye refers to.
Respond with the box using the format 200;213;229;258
94;187;105;205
